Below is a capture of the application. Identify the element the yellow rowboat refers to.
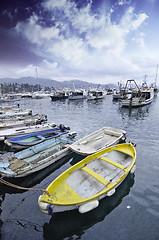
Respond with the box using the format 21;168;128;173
38;143;136;215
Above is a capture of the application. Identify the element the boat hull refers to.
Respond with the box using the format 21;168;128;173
69;126;126;155
121;88;154;108
38;143;136;214
6;126;69;150
0;135;76;178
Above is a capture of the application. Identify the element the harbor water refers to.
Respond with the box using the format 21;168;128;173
0;94;159;240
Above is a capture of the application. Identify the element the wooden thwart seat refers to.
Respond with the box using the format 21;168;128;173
81;166;109;185
100;156;125;170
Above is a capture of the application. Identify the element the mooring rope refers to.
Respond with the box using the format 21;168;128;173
0;177;50;196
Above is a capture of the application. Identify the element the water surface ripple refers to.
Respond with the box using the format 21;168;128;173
0;95;159;240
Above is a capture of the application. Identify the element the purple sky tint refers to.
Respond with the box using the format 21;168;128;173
0;0;159;84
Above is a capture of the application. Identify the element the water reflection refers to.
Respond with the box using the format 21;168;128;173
0;193;5;238
119;105;150;120
43;173;135;240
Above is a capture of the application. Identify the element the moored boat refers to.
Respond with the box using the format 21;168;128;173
38;142;136;214
121;79;154;108
4;124;70;150
50;90;68;101
0;122;57;141
0;134;76;178
68;89;86;100
0;108;32;118
87;88;105;100
0;114;47;129
69;126;126;155
121;88;154;107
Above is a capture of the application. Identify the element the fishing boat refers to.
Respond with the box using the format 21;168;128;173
0;122;57;141
38;142;136;214
87;88;105;100
68;89;87;100
69;127;126;155
50;89;69;101
0;114;47;129
0;134;77;178
4;124;70;150
121;79;154;108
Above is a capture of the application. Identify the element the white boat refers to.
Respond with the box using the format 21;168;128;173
0;134;76;178
87;88;105;100
32;92;50;99
5;125;70;151
38;143;136;214
0;123;57;141
69;127;126;155
121;79;154;107
68;89;86;100
0;108;32;118
0;114;47;129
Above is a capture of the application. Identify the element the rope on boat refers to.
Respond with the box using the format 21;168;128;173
0;177;50;196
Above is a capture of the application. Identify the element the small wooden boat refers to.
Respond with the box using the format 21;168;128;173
38;143;136;214
0;114;47;129
5;125;70;150
43;173;134;239
0;134;76;178
0;123;57;141
69;127;126;155
0;108;32;118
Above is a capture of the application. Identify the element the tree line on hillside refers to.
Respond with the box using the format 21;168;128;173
0;83;51;94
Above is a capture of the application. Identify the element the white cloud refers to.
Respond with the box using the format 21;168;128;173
43;0;68;9
132;32;145;48
11;0;152;84
15;14;60;46
118;0;132;6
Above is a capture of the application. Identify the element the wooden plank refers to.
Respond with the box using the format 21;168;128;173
100;156;125;170
81;166;109;185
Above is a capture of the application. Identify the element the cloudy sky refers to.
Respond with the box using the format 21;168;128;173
0;0;159;84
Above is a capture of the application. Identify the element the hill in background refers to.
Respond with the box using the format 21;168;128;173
0;77;116;90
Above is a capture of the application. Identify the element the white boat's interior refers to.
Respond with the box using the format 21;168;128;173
66;150;132;198
70;127;126;155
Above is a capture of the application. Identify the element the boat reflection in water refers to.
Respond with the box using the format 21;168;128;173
119;104;150;120
43;172;135;240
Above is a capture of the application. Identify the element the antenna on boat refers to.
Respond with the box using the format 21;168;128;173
35;66;38;79
155;64;158;87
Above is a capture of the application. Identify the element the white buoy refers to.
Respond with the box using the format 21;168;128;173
131;164;136;173
78;200;99;214
38;195;49;214
106;189;116;197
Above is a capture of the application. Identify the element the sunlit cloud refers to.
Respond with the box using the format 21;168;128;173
0;0;155;83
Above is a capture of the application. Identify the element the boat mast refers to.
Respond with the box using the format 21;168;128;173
35;67;40;92
155;64;158;87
